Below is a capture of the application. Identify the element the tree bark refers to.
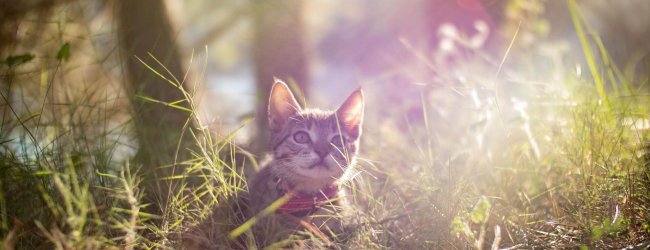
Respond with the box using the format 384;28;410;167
252;0;309;153
116;0;190;208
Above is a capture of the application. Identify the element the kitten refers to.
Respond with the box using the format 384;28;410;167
183;80;363;248
243;80;364;245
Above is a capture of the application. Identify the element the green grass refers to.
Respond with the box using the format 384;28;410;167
1;2;649;249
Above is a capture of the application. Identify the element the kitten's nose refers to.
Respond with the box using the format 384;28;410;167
314;146;329;159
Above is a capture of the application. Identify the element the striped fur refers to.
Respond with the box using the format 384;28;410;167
245;80;364;243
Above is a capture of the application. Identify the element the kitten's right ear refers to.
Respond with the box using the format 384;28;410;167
336;88;364;139
268;80;301;130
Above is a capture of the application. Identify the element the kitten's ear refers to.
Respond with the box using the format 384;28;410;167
336;88;364;138
268;80;302;130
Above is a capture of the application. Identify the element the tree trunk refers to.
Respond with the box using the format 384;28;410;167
252;0;309;153
116;0;190;204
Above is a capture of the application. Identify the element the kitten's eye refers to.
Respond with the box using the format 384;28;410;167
293;131;311;144
330;134;345;147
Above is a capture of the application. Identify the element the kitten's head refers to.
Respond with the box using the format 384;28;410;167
267;80;363;189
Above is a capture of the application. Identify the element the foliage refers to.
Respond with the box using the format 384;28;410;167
0;1;649;249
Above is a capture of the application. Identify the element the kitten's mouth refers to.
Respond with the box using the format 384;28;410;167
307;160;328;170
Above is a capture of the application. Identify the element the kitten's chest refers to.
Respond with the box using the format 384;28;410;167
253;175;338;210
248;167;342;216
245;165;348;237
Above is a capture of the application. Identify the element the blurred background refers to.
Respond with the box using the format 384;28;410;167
1;0;648;160
1;0;649;248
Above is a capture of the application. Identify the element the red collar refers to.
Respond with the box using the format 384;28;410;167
276;183;339;215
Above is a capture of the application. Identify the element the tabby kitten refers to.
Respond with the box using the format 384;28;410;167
244;80;364;244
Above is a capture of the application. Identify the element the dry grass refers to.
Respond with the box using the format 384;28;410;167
1;1;649;249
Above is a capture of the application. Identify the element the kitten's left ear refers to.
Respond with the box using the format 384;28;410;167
336;88;364;138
